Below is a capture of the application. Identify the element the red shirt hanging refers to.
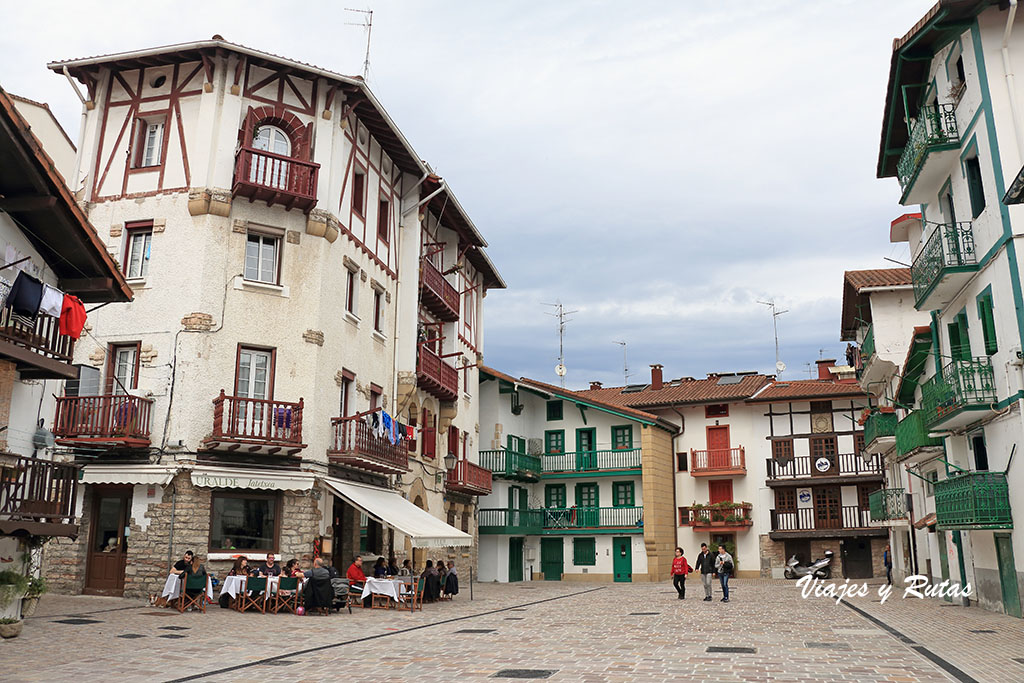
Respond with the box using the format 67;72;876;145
59;294;87;339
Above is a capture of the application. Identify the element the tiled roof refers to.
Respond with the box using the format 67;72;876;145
574;373;773;409
841;268;913;340
745;379;866;403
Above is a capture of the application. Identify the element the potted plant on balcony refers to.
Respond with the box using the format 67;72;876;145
0;570;29;621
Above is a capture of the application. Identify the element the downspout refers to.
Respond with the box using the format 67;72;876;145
1002;1;1024;161
62;66;88;194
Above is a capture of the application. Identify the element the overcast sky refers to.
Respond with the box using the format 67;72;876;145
2;0;937;389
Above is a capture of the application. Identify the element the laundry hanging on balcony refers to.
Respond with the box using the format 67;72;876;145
59;294;87;339
39;283;63;317
6;271;44;316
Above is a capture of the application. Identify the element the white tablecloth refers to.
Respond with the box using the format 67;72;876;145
219;575;281;599
161;573;213;601
360;577;407;601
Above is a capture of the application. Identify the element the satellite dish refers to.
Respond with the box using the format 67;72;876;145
776;361;786;374
33;428;56;450
555;364;567;377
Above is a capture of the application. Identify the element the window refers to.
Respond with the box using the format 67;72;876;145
676;452;688;471
705;404;728;418
345;267;358;315
772;439;794;461
948;310;971;362
507;435;526;454
810;401;831;413
613;481;635;507
926;470;938;497
611;425;633;450
944;190;957;224
245;233;279;284
352;169;366;216
573;538;596;566
377;198;390;242
370;384;382;411
575;483;598;508
135;119;164;168
421;407;435;458
544;430;565;454
965;156;986;218
857;484;878;512
447;508;457;527
373;290;383;333
774;488;796;512
978;292;997;355
971;432;989;471
546;400;563;421
545;483;566;509
460;512;470;533
854;432;865;455
448;425;459;459
810;436;838;457
209;492;278;552
576;428;595;453
124;225;152;279
339;369;354;417
108;342;140;394
250;125;291;189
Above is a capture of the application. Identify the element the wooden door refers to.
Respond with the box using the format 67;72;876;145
84;488;132;595
995;534;1022;618
540;538;563;581
840;537;874;579
706;426;730;469
813;486;842;529
613;537;632;582
508;538;524;583
708;480;733;504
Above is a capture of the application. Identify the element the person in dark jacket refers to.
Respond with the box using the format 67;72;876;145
692;543;715;601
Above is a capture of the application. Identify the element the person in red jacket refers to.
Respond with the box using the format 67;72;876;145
346;555;372;607
671;547;692;600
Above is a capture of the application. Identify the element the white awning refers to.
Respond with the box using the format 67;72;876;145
324;478;472;548
81;464;178;486
190;466;315;491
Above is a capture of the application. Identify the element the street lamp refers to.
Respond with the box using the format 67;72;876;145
444;451;457;471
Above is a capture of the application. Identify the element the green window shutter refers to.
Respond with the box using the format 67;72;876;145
978;294;997;355
545;484;565;508
545;430;565;454
575;483;598;508
613;481;635;507
612;425;633;450
965;157;986;219
957;311;971;360
573;538;596;566
546;400;563;421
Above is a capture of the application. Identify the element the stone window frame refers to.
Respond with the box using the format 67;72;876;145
207;490;281;554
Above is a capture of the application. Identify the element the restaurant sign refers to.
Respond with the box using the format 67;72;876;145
191;471;312;491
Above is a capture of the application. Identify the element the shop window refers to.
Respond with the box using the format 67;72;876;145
209;492;279;552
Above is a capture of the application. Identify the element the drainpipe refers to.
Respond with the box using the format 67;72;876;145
1002;1;1024;161
62;66;89;194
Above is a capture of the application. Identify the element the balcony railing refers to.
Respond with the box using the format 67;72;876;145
911;221;977;309
897;103;960;191
478;508;545;535
690;447;745;476
206;390;305;455
0;453;79;537
869;488;908;522
445;459;493;496
328;416;409;474
419;258;460;322
934;471;1012;530
766;453;883;480
680;502;753;530
0;304;75;377
864;411;897;450
895;410;943;458
860;325;876;362
541;448;641;473
53;395;154;447
479;448;541;481
417;345;459;401
770;506;873;532
232;146;320;213
543;506;643;530
921;358;996;429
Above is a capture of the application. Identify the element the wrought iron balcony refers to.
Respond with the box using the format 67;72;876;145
679;502;753;530
541;448;641;474
864;411;897;454
911;221;978;311
896;103;961;204
204;390;306;456
860;325;876;362
690;447;745;476
895;409;944;461
0;452;80;537
921;358;996;429
232;146;320;213
419;258;460;322
53;394;154;449
328;416;409;475
479;448;541;481
478;508;545;535
417;345;459;401
769;505;882;539
542;506;643;531
934;471;1012;530
445;459;493;496
0;304;76;379
869;488;908;524
766;453;883;482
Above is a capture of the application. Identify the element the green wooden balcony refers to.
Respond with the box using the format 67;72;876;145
541;449;641;474
863;411;897;454
542;506;643;531
895;410;943;461
478;508;544;535
869;488;907;523
911;221;978;311
896;103;961;204
921;358;996;429
479;448;541;482
934;472;1012;530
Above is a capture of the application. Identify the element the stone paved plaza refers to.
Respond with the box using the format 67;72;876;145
4;578;1023;682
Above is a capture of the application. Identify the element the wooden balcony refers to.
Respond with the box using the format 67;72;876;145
769;505;886;540
232;146;319;214
679;502;753;530
690;447;745;476
417;345;459;401
0;452;79;537
542;506;643;532
445;459;492;496
479;448;541;482
419;258;460;322
0;304;76;379
203;390;305;456
328;416;409;475
765;453;883;485
53;395;154;449
478;508;544;535
541;448;642;474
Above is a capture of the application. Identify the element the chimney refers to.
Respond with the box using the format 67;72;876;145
817;359;837;380
589;381;603;390
650;364;663;391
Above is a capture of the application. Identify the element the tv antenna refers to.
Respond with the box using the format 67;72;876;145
543;301;577;387
613;340;629;384
344;8;374;79
757;298;788;375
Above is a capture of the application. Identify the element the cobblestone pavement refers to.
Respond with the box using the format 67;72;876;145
3;578;1022;681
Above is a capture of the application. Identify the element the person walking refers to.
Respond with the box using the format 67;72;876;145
883;544;893;586
714;544;734;603
670;547;691;599
693;542;715;601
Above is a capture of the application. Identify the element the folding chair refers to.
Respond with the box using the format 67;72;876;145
236;576;268;613
371;590;392;609
273;576;302;614
348;582;367;609
176;574;208;613
399;578;424;612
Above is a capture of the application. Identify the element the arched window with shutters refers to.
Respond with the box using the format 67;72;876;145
250;124;292;189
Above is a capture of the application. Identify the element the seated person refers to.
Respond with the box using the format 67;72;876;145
372;556;388;578
420;560;441;602
346;555;372;607
302;557;334;611
388;556;400;575
446;560;459;596
170;550;195;575
184;555;208;603
228;556;250;576
284;558;304;577
398;559;412;576
257;553;282;577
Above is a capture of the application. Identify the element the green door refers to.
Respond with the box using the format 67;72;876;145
995;534;1022;618
576;428;596;470
540;538;563;581
937;531;952;602
509;537;524;583
613;537;632;582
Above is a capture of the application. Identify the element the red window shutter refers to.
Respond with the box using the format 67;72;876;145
423;426;436;458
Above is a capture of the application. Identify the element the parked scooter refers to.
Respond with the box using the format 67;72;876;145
784;550;833;579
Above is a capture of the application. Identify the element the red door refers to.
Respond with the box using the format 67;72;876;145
706;426;731;469
708;480;733;504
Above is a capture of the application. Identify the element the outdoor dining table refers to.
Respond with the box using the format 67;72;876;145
360;577;410;604
219;574;280;599
160;573;214;602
